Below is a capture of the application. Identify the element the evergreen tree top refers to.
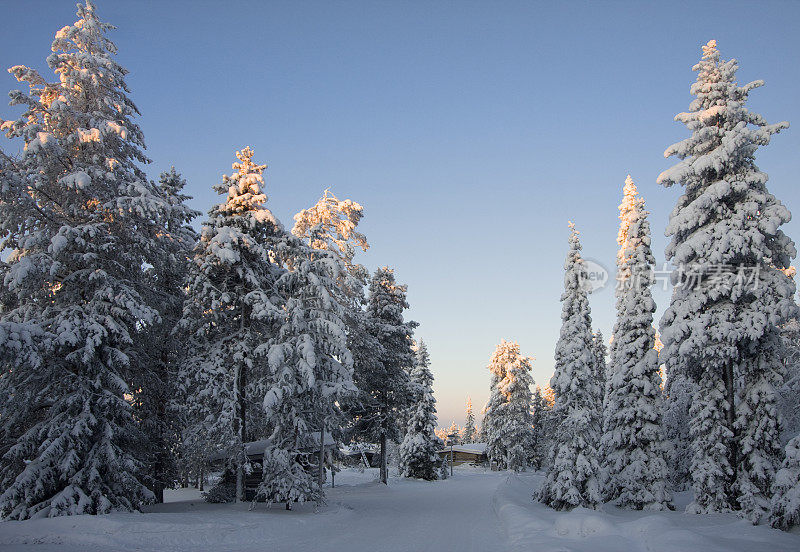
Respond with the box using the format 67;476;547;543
4;1;148;172
657;40;795;273
368;267;416;331
560;222;592;323
488;340;533;386
616;175;639;265
212;146;275;220
410;340;433;388
657;39;788;190
292;189;369;267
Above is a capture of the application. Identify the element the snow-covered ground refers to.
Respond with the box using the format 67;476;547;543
495;472;800;552
1;467;798;552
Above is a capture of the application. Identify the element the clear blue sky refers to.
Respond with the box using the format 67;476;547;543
2;1;799;428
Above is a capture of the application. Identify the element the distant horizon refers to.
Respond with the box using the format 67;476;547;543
2;0;799;428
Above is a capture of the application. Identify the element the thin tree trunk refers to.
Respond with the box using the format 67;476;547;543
724;359;737;507
234;306;249;503
199;466;204;492
233;359;246;503
380;433;388;484
318;421;325;500
153;345;170;505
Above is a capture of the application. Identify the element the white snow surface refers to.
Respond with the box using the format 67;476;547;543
1;468;798;552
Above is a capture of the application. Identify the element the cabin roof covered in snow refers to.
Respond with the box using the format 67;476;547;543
340;443;380;455
207;431;335;462
438;442;487;454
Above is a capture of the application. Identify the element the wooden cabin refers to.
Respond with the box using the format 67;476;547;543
437;443;488;466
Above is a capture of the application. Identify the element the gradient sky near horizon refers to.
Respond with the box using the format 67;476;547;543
2;0;799;428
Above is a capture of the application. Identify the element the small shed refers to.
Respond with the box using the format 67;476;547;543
339;443;380;468
437;442;488;466
208;432;335;502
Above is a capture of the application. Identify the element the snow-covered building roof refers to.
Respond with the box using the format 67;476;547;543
340;443;380;456
438;442;487;455
207;431;335;463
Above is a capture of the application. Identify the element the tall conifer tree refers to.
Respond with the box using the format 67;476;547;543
483;343;509;468
462;398;477;444
539;223;602;510
398;341;439;480
179;147;285;503
350;267;416;484
658;41;796;520
601;176;672;510
0;1;174;518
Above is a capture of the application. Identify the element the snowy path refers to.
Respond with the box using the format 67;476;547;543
0;468;507;552
299;468;506;552
2;468;800;552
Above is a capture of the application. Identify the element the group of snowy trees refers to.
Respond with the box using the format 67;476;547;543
0;2;437;519
536;40;800;529
482;340;537;471
434;402;479;445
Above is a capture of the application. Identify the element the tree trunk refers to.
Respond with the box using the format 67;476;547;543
318;422;325;499
234;305;249;503
199;466;204;492
380;433;388;484
152;346;169;505
233;358;247;503
154;481;165;504
235;455;244;503
723;359;737;507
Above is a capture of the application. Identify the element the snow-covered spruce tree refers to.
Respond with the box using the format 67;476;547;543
497;341;536;472
350;267;416;484
483;343;509;468
178;147;285;503
462;397;477;444
292;190;395;468
535;384;559;468
539;223;602;510
475;419;487;444
601;175;672;510
398;341;439;480
134;168;199;503
258;232;356;506
530;386;548;470
0;2;179;518
771;436;800;529
658;40;796;521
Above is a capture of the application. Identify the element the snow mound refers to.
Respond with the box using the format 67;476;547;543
552;509;618;538
493;471;800;552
